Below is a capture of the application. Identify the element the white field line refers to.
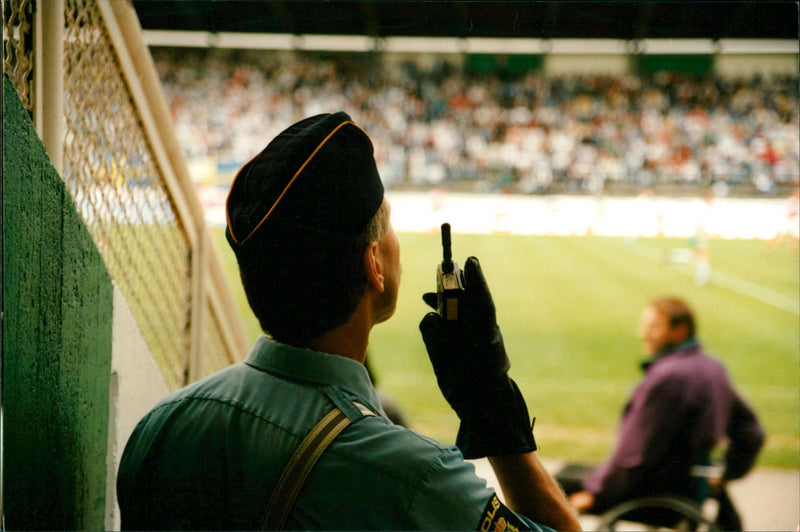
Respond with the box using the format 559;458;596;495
622;240;799;316
709;269;799;316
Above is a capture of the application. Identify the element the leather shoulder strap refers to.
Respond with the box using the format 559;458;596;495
261;402;376;530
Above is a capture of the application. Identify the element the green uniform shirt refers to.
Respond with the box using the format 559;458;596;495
117;336;547;530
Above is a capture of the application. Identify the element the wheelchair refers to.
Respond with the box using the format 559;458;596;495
561;463;742;531
598;463;746;531
594;493;723;531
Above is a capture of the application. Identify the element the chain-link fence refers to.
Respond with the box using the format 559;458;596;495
2;0;35;113
3;0;249;389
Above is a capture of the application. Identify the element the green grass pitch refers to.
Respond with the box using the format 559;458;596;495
212;229;799;469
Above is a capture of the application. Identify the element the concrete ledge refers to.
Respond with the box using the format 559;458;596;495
105;283;170;530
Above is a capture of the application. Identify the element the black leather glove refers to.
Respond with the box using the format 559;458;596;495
419;256;536;459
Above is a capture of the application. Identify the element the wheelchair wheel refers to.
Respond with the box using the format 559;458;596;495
595;495;720;531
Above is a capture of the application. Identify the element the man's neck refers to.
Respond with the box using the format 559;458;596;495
306;300;373;364
307;327;368;363
654;336;698;358
642;336;699;371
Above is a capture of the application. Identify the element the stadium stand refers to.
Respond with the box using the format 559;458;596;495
151;47;798;198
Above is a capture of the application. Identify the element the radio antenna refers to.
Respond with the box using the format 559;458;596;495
441;223;454;273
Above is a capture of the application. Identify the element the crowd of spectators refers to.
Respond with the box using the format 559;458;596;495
153;47;798;196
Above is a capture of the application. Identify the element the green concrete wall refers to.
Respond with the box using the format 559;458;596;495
3;74;113;529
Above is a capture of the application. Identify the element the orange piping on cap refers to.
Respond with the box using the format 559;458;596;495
225;149;262;244
226;120;373;245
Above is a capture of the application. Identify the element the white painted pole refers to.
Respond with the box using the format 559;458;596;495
38;0;64;174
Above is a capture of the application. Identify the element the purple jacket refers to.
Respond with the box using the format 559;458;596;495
583;339;764;509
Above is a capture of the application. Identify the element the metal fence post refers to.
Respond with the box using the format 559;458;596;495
188;230;206;383
36;0;64;174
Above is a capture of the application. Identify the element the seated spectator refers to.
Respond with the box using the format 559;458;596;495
557;297;764;530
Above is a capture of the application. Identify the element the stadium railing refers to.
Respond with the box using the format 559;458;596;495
3;0;249;388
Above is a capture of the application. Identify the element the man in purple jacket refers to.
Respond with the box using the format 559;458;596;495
561;297;764;526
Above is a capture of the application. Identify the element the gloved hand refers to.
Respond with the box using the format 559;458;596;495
419;256;536;459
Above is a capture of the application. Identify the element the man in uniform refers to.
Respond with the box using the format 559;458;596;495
117;112;580;531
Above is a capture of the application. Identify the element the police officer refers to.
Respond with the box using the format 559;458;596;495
117;112;580;531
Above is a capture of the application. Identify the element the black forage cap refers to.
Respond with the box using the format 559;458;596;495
226;112;384;257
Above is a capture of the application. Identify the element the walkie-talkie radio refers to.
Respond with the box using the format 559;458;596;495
436;223;465;320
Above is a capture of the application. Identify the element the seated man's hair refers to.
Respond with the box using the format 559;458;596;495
651;297;696;337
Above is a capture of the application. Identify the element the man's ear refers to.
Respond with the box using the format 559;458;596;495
671;322;690;343
364;241;385;292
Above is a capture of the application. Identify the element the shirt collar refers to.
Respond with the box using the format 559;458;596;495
244;336;380;406
640;337;700;372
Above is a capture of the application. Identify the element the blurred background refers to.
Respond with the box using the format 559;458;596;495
3;1;797;529
136;2;798;199
129;0;799;466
